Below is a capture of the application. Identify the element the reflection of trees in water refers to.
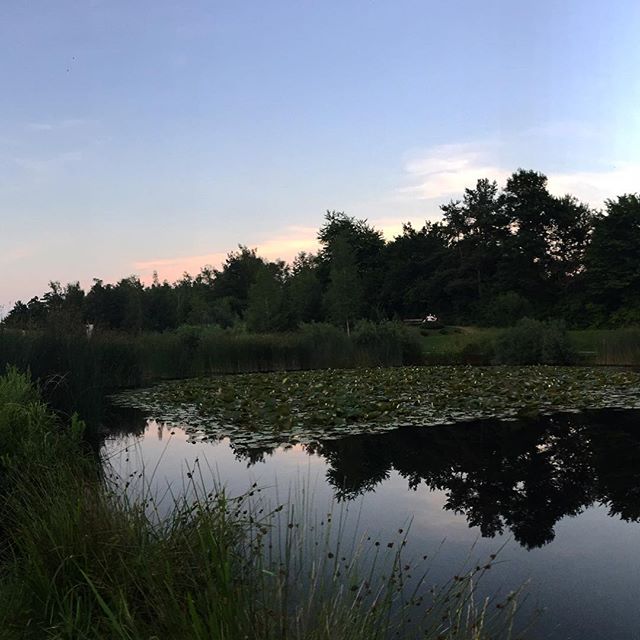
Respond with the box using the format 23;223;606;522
307;410;640;550
105;405;640;550
232;445;279;466
101;406;148;438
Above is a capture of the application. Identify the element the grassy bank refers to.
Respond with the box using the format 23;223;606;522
0;368;519;639
419;326;640;366
418;327;500;364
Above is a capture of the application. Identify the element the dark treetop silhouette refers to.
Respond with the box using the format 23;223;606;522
5;170;640;331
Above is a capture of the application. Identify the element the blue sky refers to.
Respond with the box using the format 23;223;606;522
1;0;639;311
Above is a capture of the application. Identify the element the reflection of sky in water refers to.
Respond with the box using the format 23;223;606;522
103;415;640;640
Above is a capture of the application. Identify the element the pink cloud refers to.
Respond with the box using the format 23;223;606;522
132;225;320;283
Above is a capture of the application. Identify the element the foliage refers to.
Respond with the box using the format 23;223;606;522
287;253;323;324
317;211;385;317
583;194;640;325
494;319;576;365
324;233;363;334
245;265;287;332
479;291;532;327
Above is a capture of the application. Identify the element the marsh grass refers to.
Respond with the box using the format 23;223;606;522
0;329;142;425
569;328;640;366
0;322;422;415
0;368;524;639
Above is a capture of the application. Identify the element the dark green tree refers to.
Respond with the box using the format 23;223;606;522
497;170;595;315
318;211;385;317
212;246;267;317
440;178;509;319
381;222;452;318
287;252;323;325
245;265;285;332
324;234;363;335
145;273;179;331
584;194;640;324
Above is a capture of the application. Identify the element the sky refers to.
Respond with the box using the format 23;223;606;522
1;0;639;312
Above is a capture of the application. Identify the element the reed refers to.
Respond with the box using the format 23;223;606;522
593;328;640;366
567;328;640;366
0;323;423;412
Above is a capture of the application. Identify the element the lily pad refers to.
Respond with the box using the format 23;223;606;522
111;366;640;452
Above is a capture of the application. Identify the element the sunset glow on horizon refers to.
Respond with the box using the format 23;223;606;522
2;0;639;310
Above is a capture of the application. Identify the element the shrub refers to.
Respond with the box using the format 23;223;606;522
480;292;533;327
494;318;576;365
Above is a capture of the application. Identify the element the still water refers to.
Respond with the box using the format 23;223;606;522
103;408;640;640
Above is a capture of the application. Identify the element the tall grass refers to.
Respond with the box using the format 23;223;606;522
139;322;423;375
0;368;523;639
0;323;423;427
0;328;142;423
569;328;640;366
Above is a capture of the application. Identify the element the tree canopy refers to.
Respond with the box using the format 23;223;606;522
4;170;638;332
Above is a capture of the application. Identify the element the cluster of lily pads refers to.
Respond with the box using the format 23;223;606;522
111;366;640;450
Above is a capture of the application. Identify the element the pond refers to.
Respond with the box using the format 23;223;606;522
104;367;640;640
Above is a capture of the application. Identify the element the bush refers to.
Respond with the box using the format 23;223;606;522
494;318;576;365
480;292;533;327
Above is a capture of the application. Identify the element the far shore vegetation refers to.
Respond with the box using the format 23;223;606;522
2;169;638;413
4;171;640;335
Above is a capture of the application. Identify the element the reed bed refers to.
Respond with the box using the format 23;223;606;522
0;322;421;390
567;328;640;366
0;323;422;435
589;328;640;366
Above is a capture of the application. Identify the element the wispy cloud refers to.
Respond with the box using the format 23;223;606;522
398;143;510;201
397;142;639;207
26;118;92;132
133;251;229;282
253;225;319;258
549;164;640;205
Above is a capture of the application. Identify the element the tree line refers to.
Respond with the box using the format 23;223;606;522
4;169;640;333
